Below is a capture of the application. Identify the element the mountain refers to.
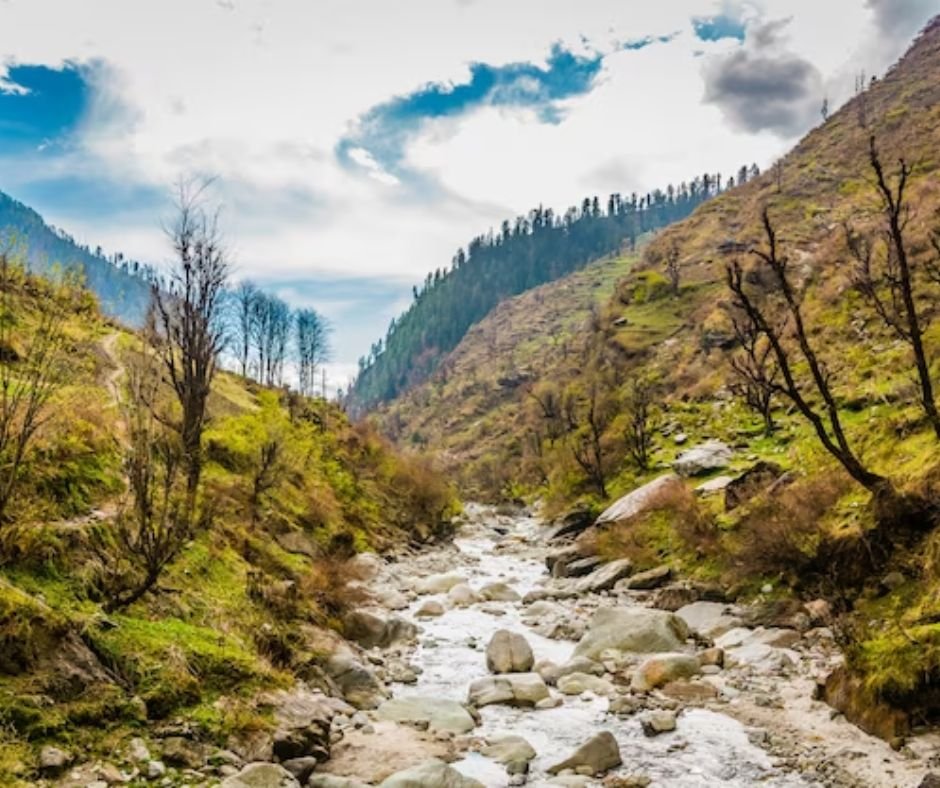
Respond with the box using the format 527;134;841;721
0;189;151;326
348;165;761;412
374;16;940;732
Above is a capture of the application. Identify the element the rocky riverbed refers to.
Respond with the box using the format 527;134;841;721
53;505;940;787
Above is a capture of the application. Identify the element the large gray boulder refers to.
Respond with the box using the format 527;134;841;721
575;558;634;593
573;607;689;660
676;601;742;639
481;735;536;766
379;759;484;788
596;475;683;524
375;697;476;734
673;441;733;477
468;673;549;707
325;655;388;710
486;630;535;674
343;610;417;649
547;731;622;776
269;688;335;762
221;763;300;788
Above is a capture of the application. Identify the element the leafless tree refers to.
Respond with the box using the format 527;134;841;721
624;377;656;470
94;330;203;611
569;381;614;498
232;279;259;378
727;208;888;494
153;181;230;501
296;308;331;397
846;136;940;439
728;308;780;436
0;252;70;523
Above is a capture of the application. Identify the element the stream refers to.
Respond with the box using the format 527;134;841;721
386;506;815;787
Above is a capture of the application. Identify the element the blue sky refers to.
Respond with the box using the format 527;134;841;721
0;0;934;389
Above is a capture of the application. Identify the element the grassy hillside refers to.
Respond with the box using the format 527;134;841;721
375;17;940;728
0;266;456;783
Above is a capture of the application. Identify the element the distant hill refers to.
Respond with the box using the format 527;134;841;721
348;165;760;413
0;189;152;326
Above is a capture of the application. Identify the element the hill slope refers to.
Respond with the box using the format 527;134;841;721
0;189;151;326
0;264;455;782
375;16;940;732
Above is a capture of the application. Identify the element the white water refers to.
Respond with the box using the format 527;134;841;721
393;510;817;787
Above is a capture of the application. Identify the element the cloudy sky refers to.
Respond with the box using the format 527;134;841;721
0;0;935;389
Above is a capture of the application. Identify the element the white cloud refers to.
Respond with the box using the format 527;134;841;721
0;0;932;391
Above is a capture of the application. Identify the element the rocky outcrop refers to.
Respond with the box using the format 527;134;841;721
547;731;622;776
268;688;336;763
821;666;910;742
595;475;683;525
673;441;733;477
467;673;549;707
573;607;689;660
485;630;535;674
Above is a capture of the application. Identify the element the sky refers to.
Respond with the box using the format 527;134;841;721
0;0;936;391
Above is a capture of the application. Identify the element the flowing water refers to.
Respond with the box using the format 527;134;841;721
393;507;815;787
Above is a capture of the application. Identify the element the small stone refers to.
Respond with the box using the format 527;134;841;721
146;760;166;779
641;711;677;736
127;738;151;763
39;746;71;774
761;583;773;594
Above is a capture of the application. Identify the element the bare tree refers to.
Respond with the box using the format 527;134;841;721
153;181;229;501
569;381;613;498
296;308;331;397
232;280;259;378
727;208;888;494
623;377;656;471
728;307;780;435
665;243;681;297
251;292;291;387
846;136;940;439
93;331;204;611
0;252;70;523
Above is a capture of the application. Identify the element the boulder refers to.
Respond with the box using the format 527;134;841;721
447;584;483;607
375;697;476;734
557;672;615;697
573;607;689;660
377;589;411;611
39;746;71;774
343;610;417;649
547;509;595;541
631;653;701;692
325;655;388;710
695;476;734;495
221;763;300;788
481;735;536;766
308;777;371;788
468;673;549;708
565;556;604;578
641;711;677;736
596;475;683;525
347;552;383;581
621;565;672;591
379;759;484;788
270;688;335;762
821;666;909;741
673;441;733;477
547;731;622;776
486;630;535;674
576;558;634;593
415;600;446;618
676;601;742;639
281;757;318;783
415;573;466;595
478;582;521;602
556;656;604;679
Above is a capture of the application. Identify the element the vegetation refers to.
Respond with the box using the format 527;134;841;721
372;16;940;723
349;163;761;412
